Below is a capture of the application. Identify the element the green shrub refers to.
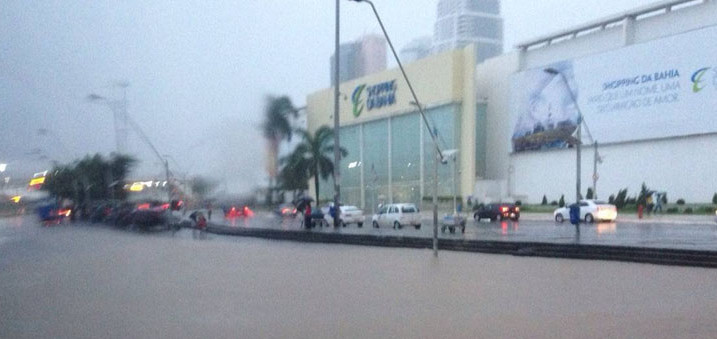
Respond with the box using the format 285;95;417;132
637;183;649;205
558;195;565;207
550;200;558;206
541;195;548;205
666;207;679;214
684;207;693;214
699;206;714;214
515;200;522;206
614;189;628;209
676;199;685;205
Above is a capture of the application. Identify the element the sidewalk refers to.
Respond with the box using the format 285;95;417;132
519;211;716;225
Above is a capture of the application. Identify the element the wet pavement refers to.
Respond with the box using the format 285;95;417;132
213;211;717;251
2;215;717;339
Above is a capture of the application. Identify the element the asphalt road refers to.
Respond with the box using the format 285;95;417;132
214;212;717;251
1;215;717;339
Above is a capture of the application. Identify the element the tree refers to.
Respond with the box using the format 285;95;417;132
558;195;565;207
287;126;347;204
614;188;628;209
261;96;299;204
541;195;548;205
43;153;136;203
637;182;650;206
278;148;309;197
586;187;594;200
712;193;717;205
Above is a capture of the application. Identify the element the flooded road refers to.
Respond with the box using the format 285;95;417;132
2;216;717;338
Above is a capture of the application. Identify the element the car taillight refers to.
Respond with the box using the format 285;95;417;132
501;207;508;212
514;207;520;212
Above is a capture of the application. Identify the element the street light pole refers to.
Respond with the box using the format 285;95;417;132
332;0;342;227
353;0;445;256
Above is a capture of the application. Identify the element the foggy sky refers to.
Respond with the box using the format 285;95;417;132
0;0;660;193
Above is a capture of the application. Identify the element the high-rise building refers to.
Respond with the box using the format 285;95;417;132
433;0;503;63
400;36;433;64
330;34;387;84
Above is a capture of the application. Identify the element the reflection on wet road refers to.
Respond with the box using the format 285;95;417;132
219;213;717;251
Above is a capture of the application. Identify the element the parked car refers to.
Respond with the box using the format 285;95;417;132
371;203;421;229
323;205;365;227
223;205;254;218
553;200;617;223
275;203;298;217
473;203;520;221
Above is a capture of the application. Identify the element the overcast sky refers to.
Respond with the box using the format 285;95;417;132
0;0;660;193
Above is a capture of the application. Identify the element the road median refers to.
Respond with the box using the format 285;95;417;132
206;223;717;268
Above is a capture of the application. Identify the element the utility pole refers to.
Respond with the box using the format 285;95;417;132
576;115;581;204
332;0;342;227
593;141;599;199
353;0;445;256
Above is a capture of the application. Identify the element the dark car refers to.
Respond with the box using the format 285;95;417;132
473;203;520;221
118;209;169;230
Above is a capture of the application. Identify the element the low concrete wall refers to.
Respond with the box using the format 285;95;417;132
207;224;717;269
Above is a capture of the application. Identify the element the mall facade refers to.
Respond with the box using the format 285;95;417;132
307;46;481;210
307;0;717;209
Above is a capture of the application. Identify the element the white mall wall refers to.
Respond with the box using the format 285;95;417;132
477;0;717;203
510;134;717;204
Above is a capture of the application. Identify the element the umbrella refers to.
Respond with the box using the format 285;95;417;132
293;196;314;211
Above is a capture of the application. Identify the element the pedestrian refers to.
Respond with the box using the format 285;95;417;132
304;202;312;229
207;202;212;220
194;212;207;239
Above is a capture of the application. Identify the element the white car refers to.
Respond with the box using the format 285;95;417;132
372;203;421;230
553;200;617;223
323;205;365;227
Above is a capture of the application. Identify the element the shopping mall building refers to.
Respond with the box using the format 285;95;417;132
306;0;717;209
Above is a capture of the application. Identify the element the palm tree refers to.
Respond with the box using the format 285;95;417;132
262;96;298;203
278;147;309;198
287;126;347;203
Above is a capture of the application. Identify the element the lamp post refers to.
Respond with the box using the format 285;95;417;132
88;90;172;202
353;0;445;256
544;68;582;205
331;0;342;227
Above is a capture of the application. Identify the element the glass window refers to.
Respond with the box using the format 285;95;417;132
466;0;500;15
391;113;421;204
338;125;361;207
434;18;455;41
457;16;502;40
423;104;460;198
363;119;389;212
401;206;416;213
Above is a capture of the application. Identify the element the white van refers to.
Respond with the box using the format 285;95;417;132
371;203;421;229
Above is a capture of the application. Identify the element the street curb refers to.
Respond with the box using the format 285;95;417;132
206;223;717;269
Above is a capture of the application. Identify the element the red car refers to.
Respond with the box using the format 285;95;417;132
224;205;254;218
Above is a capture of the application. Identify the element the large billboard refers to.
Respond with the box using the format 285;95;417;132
511;25;717;152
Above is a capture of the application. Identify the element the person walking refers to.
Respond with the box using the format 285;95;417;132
304;202;312;229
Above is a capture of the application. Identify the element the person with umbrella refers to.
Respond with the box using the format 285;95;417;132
294;196;314;229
